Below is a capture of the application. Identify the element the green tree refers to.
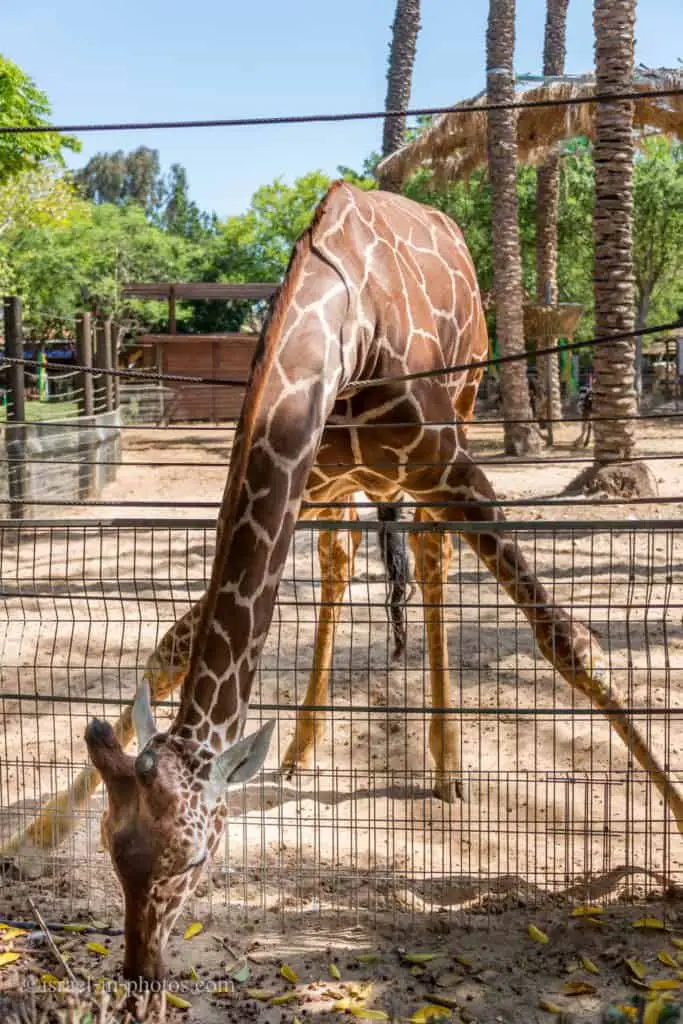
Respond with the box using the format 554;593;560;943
162;164;215;241
0;54;80;183
8;202;200;334
74;147;164;216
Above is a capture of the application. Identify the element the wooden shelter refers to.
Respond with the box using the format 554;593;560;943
122;282;279;421
376;68;683;185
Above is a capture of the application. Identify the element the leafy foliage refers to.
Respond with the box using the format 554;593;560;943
0;54;80;184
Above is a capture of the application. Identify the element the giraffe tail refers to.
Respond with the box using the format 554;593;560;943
376;502;413;660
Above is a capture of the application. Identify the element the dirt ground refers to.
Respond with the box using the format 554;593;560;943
2;410;683;1021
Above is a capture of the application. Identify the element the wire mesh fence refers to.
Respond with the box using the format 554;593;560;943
1;508;681;929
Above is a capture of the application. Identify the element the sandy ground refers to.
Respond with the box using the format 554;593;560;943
2;410;683;1021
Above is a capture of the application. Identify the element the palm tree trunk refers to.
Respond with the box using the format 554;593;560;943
581;0;655;495
378;0;421;192
487;0;541;455
535;0;570;435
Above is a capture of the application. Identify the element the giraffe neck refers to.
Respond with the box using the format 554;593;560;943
171;191;347;749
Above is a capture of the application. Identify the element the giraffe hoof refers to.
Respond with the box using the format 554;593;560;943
433;776;465;804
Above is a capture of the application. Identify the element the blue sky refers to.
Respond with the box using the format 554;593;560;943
2;0;681;219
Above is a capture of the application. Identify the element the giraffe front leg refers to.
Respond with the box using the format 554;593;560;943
0;601;202;858
281;508;361;776
437;459;683;837
409;512;462;803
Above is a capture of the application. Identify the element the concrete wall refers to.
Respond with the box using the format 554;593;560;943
0;409;120;516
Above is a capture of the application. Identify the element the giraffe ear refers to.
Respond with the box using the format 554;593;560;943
209;720;276;790
132;679;157;750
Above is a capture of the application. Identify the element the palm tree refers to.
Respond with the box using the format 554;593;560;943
535;0;570;434
487;0;542;454
585;0;655;495
378;0;422;192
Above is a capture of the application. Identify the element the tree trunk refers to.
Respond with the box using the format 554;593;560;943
487;0;541;455
378;0;421;192
535;0;570;436
574;0;655;496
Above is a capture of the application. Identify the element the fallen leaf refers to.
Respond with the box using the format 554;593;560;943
245;989;275;1000
410;1006;452;1021
39;973;62;988
280;964;298;984
231;965;250;983
643;997;674;1024
188;965;199;981
633;918;667;930
184;922;203;940
0;928;27;941
271;992;299;1005
358;954;381;965
528;924;549;944
658;951;678;968
330;963;341;980
647;979;680;990
0;952;21;967
570;906;603;917
86;942;108;956
580;955;600;975
562;981;596;996
63;923;88;933
403;952;443;964
454;956;473;969
538;998;564;1013
625;958;647;980
349;1010;389;1021
89;919;107;930
671;938;683;950
166;993;191;1009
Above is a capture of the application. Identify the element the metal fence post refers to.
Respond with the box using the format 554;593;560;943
76;313;94;418
3;296;27;518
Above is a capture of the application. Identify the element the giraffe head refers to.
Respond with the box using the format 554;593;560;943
85;682;274;983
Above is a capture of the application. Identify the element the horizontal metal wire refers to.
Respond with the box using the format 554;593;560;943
0;84;680;134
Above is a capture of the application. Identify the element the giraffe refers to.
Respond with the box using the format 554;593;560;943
46;181;683;982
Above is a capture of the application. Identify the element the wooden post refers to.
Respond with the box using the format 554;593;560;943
168;285;177;334
3;296;26;518
76;313;94;418
94;321;114;413
111;321;121;409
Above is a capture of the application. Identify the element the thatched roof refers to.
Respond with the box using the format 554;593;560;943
377;67;683;186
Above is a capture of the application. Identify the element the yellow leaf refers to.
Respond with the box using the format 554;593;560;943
86;942;108;956
349;1010;389;1021
184;922;203;940
0;927;26;941
188;965;199;981
403;952;442;963
580;955;600;975
528;924;549;944
648;979;680;990
562;981;596;996
538;999;564;1013
245;989;275;1000
584;917;605;927
625;958;647;980
358;954;381;964
330;963;341;980
658;951;678;968
454;955;473;968
410;1006;452;1021
40;973;62;987
166;993;192;1009
0;952;21;967
293;1018;303;1024
63;923;88;933
671;938;683;950
333;999;354;1011
570;906;603;917
280;963;298;984
271;992;299;1005
633;918;667;930
644;998;671;1024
